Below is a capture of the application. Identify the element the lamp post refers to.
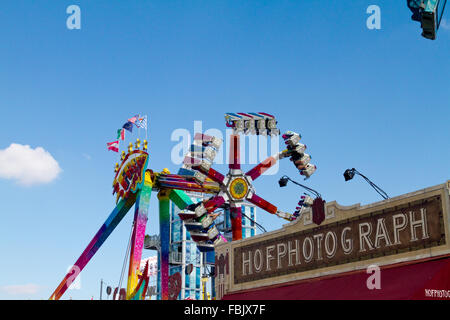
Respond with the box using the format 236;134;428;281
343;168;390;200
100;279;103;300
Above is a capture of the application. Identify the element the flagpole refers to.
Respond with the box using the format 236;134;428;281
119;129;121;151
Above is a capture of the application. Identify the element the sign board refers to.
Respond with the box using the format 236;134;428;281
113;150;149;203
234;195;443;284
215;181;450;298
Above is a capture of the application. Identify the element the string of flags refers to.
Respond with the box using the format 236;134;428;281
107;114;148;152
117;128;125;141
107;141;119;153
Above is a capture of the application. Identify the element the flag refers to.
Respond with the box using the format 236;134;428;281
136;115;147;129
128;114;140;124
122;121;133;133
117;128;125;141
107;141;119;152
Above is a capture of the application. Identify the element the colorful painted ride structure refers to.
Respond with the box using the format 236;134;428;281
49;113;318;300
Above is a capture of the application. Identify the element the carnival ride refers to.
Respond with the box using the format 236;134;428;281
49;112;319;300
407;0;448;39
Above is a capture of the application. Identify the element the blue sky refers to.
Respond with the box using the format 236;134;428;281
0;1;449;299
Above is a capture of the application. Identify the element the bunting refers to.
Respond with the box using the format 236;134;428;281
136;115;147;129
107;114;148;153
128;114;140;124
107;141;119;152
117;128;125;141
123;121;133;133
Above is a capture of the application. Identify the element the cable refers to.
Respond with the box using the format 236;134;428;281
218;203;266;233
117;220;135;296
438;0;447;28
242;212;267;233
282;175;321;198
354;170;390;200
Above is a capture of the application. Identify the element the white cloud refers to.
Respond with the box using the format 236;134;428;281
82;153;91;160
440;19;450;30
0;143;62;186
1;283;41;295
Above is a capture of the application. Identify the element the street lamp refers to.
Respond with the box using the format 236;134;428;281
278;176;289;187
278;175;321;198
343;168;355;181
278;175;326;225
343;168;390;200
